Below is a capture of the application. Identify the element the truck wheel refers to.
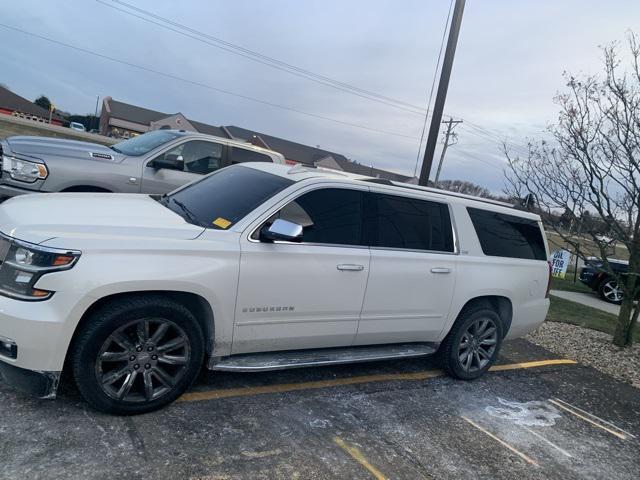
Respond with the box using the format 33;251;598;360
439;305;504;380
598;279;623;304
71;295;204;415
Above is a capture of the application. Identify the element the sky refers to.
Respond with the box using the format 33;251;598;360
1;0;639;192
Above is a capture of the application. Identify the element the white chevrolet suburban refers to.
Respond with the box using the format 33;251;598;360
0;163;551;414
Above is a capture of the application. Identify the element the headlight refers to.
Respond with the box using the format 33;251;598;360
0;235;80;301
1;155;48;183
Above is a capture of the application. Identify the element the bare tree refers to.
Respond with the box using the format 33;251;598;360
437;179;492;198
505;33;640;347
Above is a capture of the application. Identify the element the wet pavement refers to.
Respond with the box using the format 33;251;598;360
1;339;638;479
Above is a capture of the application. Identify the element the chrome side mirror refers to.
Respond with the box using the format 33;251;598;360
261;219;303;243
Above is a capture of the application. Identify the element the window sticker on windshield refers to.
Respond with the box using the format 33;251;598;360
213;217;232;229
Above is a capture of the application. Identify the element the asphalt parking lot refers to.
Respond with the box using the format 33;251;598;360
1;339;638;480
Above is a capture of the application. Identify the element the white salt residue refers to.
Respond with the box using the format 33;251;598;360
309;419;332;428
485;397;561;427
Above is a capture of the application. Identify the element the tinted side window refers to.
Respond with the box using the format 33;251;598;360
230;147;273;164
270;188;363;245
182;141;223;174
467;207;546;260
154;140;223;174
365;193;454;252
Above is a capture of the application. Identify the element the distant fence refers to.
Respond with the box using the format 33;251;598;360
0;114;117;146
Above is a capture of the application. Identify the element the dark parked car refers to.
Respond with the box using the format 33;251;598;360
579;258;630;304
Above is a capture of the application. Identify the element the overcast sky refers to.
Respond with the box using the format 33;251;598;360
1;0;639;191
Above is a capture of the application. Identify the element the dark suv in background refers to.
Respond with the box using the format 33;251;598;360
579;258;630;304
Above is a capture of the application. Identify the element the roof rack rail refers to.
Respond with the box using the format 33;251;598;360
362;178;515;208
363;178;394;186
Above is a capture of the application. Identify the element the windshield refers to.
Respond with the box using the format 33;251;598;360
111;130;182;156
161;165;294;229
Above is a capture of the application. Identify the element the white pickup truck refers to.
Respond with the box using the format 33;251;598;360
0;163;551;414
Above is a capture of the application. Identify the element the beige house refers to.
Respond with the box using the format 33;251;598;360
99;97;417;183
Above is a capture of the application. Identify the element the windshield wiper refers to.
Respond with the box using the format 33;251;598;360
110;145;122;153
170;198;206;228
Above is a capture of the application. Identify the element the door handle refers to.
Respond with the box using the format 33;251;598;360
337;264;365;271
430;267;451;274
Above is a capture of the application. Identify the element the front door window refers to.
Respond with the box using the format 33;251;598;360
155;140;224;175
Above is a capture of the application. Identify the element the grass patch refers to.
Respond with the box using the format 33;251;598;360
546;295;639;341
545;231;629;261
550;276;593;293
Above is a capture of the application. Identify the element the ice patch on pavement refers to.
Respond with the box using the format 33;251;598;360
485;398;562;426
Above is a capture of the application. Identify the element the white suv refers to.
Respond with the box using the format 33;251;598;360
0;163;551;414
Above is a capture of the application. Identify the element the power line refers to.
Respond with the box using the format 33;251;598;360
96;0;426;115
98;0;534;156
0;23;418;141
413;0;454;177
460;124;530;155
452;148;506;171
460;120;531;149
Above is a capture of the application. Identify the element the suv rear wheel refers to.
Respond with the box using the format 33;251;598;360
439;304;504;380
71;295;204;415
598;278;624;304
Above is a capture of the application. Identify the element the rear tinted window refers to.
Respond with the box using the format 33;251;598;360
230;147;273;164
365;193;454;252
467;207;546;260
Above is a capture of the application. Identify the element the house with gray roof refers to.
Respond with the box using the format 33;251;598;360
99;97;229;138
98;97;417;183
0;86;64;125
225;125;416;183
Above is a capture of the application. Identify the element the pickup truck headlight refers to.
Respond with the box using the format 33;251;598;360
1;155;48;183
0;235;80;301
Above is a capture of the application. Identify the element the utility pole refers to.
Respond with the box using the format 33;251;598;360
93;95;100;131
418;0;466;186
434;118;462;184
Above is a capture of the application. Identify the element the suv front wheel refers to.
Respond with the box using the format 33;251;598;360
71;295;204;415
439;304;504;380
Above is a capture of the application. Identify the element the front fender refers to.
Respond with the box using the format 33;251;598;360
36;245;240;359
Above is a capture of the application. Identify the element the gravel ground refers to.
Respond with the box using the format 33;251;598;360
526;321;640;388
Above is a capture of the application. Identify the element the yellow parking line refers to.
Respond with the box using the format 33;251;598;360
461;416;538;466
334;437;387;480
548;399;628;440
523;426;572;458
551;398;636;439
490;359;576;371
178;358;576;403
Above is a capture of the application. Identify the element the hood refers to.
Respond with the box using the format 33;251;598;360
0;193;204;244
5;136;123;163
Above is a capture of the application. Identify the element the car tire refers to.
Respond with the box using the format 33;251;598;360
598;278;623;304
439;304;504;380
71;295;204;415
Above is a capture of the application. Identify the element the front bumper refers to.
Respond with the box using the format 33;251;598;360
0;290;90;372
0;360;60;398
578;269;598;288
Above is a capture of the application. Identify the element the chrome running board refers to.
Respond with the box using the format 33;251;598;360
208;343;437;372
